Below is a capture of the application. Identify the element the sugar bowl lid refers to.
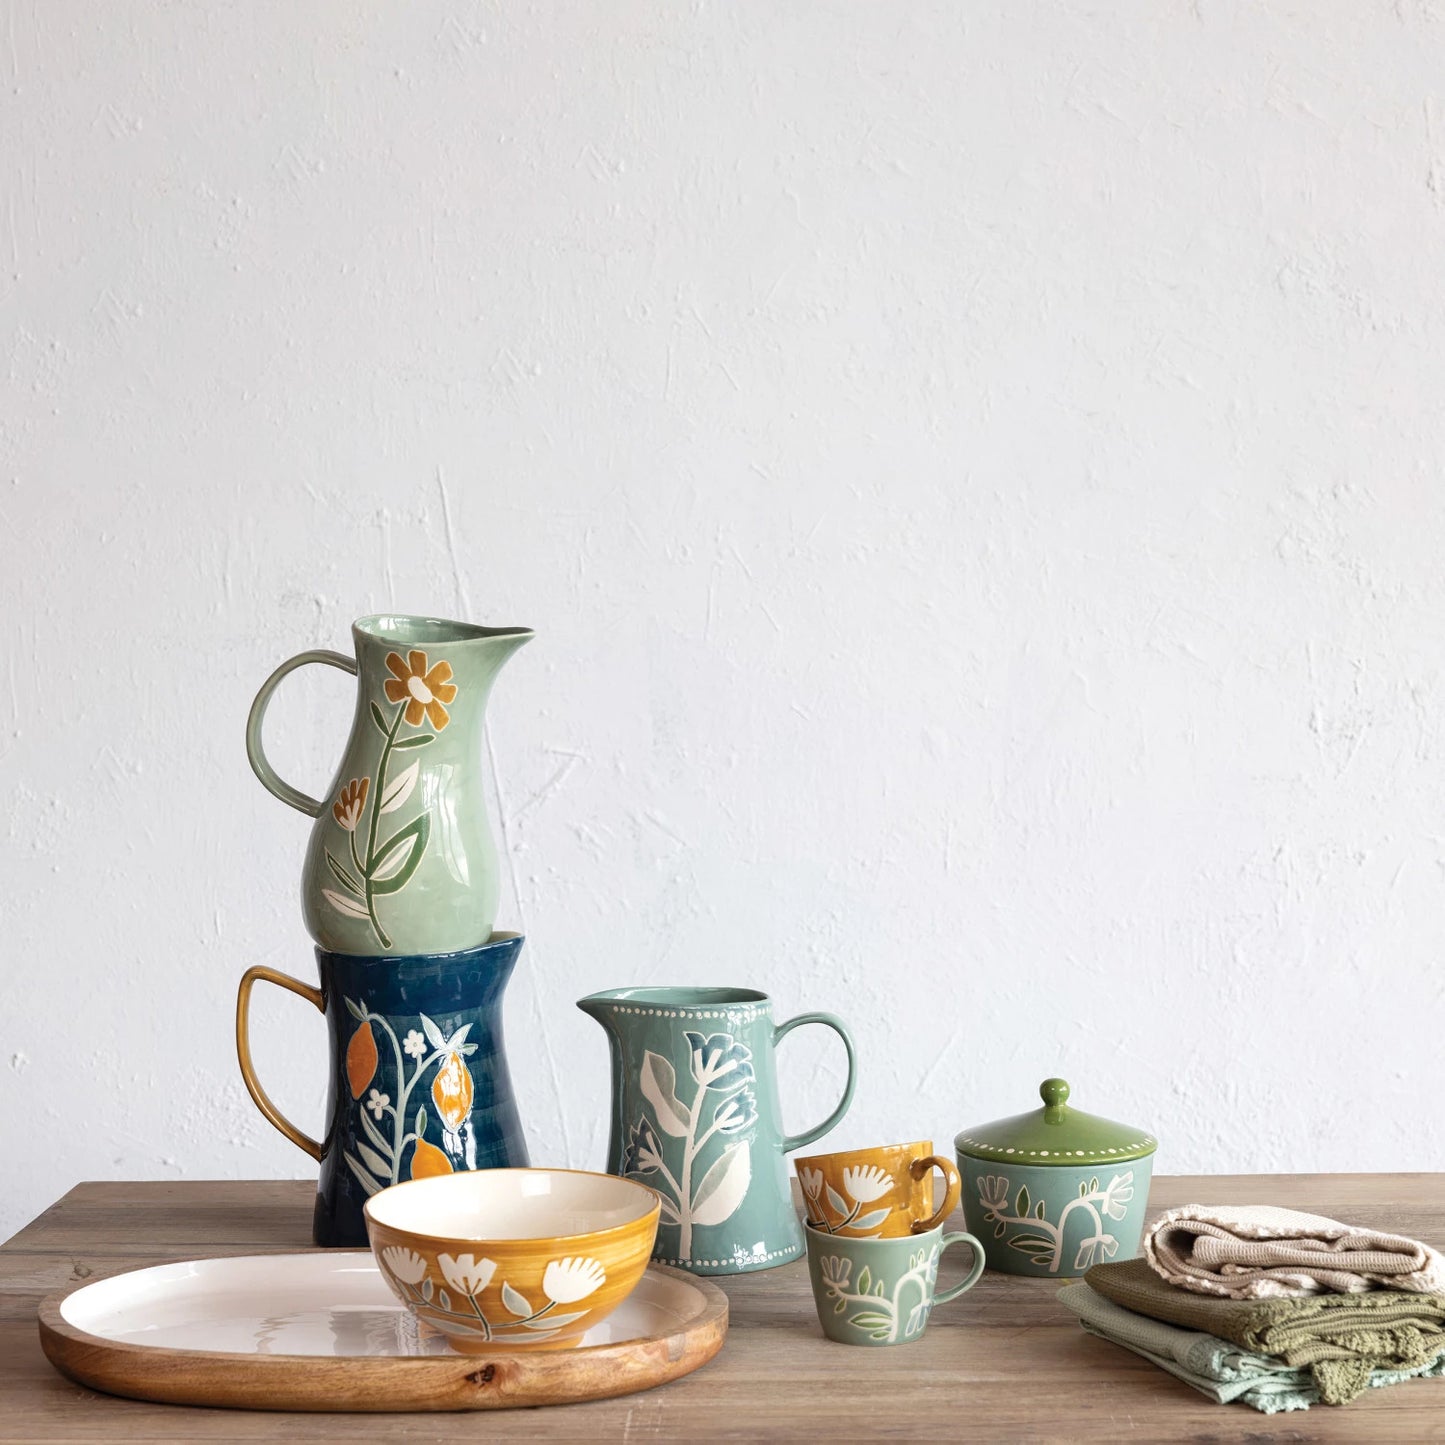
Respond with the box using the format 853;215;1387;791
954;1078;1157;1167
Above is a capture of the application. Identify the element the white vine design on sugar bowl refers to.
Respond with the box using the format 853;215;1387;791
976;1171;1135;1274
621;1031;757;1261
816;1244;941;1343
377;1247;605;1343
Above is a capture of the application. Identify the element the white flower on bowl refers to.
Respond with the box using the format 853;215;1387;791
438;1252;496;1297
381;1246;428;1285
842;1165;892;1204
541;1256;606;1305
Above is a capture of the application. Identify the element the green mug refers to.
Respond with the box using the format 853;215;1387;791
804;1219;985;1346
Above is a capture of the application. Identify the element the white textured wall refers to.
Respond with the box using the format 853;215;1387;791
4;2;1445;1241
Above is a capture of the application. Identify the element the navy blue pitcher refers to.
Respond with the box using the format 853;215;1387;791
236;933;529;1246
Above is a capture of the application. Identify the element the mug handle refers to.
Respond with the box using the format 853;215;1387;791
775;1012;857;1153
911;1154;963;1233
235;965;326;1161
933;1230;987;1304
245;649;358;816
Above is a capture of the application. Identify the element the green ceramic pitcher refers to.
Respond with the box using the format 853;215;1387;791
578;986;857;1275
246;614;532;955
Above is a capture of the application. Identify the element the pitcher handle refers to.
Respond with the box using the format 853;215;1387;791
245;649;358;816
774;1011;857;1153
236;965;326;1161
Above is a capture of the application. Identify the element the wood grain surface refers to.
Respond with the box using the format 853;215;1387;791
3;1175;1445;1440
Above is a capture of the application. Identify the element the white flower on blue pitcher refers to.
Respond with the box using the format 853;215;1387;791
403;1029;427;1060
365;1088;390;1120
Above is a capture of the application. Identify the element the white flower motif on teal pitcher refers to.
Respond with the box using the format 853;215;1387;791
624;1034;756;1261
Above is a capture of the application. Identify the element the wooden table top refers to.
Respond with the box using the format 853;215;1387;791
3;1174;1443;1440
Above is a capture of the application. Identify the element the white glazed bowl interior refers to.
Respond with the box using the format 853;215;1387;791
365;1168;658;1242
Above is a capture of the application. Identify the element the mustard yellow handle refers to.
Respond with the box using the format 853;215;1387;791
912;1153;963;1234
235;965;326;1162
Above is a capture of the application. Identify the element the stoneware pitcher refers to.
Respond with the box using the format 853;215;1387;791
578;986;857;1275
246;613;533;955
236;933;529;1247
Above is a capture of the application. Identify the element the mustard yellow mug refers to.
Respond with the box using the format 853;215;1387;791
796;1140;962;1238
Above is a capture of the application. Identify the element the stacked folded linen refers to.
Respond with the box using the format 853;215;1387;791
1058;1277;1445;1414
1145;1204;1445;1299
1083;1257;1445;1405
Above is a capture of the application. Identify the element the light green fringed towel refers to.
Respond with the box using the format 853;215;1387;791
1059;1281;1445;1414
1087;1256;1445;1405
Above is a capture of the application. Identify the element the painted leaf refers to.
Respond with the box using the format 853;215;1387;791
421;1278;433;1302
414;1105;428;1137
1036;1201;1046;1219
849;1310;892;1332
501;1282;532;1317
323;887;371;920
524;1310;586;1330
856;1265;872;1296
370;701;389;735
850;1208;891;1232
446;1023;473;1051
438;1289;452;1312
1008;1234;1056;1257
343;1152;382;1197
433;1316;489;1337
640;1051;690;1138
657;1194;681;1225
419;1015;447;1051
358;1104;392;1159
689;1140;752;1227
1016;1186;1030;1218
370;815;431;894
357;1140;390;1178
392;733;435;750
825;1184;849;1219
324;850;364;896
378;759;420;816
344;996;367;1021
994;1222;1007;1238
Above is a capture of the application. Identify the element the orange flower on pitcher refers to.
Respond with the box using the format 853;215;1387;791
384;650;458;731
332;777;369;831
432;1051;474;1130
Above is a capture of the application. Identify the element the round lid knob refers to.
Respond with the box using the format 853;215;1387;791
1040;1078;1070;1108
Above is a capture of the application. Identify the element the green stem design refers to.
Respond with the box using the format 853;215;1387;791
360;702;407;949
357;1005;452;1185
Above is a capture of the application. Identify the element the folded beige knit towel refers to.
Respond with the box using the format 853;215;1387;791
1145;1205;1445;1299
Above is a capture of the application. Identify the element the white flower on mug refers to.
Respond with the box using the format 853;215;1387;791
842;1165;892;1204
438;1252;496;1297
1100;1171;1135;1221
799;1167;824;1201
541;1256;607;1305
403;1029;426;1060
365;1088;390;1120
381;1247;428;1285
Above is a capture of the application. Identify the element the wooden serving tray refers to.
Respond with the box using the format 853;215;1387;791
37;1252;727;1412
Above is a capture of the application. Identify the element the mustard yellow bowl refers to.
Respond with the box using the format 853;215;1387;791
364;1168;661;1352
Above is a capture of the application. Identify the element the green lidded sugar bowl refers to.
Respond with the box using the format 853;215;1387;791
954;1078;1156;1278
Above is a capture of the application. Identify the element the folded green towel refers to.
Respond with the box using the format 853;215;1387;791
1059;1281;1445;1414
1087;1256;1445;1404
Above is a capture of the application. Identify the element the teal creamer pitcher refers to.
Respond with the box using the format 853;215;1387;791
578;986;857;1275
247;614;532;955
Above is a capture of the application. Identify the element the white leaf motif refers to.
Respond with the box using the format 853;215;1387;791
379;759;420;815
370;831;419;882
640;1051;691;1138
501;1281;532;1317
689;1140;752;1227
323;888;371;919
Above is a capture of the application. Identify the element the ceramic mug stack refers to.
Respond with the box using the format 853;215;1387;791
795;1138;984;1345
236;614;534;1247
